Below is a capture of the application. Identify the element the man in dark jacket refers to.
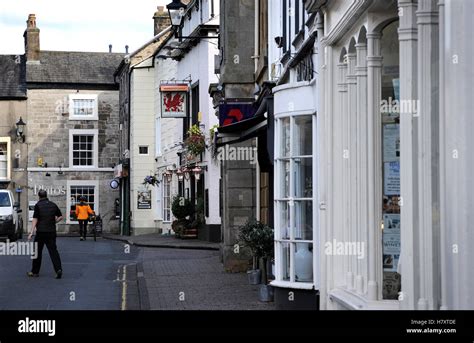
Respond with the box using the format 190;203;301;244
27;189;63;279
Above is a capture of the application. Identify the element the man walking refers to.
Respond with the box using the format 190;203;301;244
27;189;63;279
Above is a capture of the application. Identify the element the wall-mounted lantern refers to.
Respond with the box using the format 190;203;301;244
16;117;26;143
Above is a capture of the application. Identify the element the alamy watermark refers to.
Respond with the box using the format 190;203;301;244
324;240;365;260
215;145;258;164
380;97;420;117
0;240;38;259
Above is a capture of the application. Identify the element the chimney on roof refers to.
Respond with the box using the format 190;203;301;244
153;6;170;36
109;44;113;53
24;14;40;63
125;45;129;54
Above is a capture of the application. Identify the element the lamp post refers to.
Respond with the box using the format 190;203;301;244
166;0;218;41
16;117;26;143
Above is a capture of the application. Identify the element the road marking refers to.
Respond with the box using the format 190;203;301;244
121;265;127;311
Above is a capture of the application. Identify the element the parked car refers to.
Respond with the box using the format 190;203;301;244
0;190;23;241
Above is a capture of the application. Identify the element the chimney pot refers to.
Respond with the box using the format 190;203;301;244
24;14;40;62
153;6;171;36
125;45;129;54
109;44;112;53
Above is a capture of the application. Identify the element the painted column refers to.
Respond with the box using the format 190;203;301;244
337;59;349;289
355;39;368;295
416;0;439;310
398;0;419;310
346;51;357;291
366;32;383;301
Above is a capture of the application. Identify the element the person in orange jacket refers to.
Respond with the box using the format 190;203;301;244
75;196;95;241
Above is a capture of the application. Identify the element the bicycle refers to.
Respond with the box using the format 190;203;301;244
89;215;103;242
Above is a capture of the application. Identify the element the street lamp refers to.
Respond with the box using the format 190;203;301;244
167;0;187;29
176;168;184;182
16;117;26;143
192;166;202;181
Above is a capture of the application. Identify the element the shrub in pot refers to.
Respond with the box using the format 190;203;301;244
253;224;275;302
239;220;265;285
171;196;193;238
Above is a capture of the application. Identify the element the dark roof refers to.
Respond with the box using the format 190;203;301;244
0;55;26;98
26;51;125;85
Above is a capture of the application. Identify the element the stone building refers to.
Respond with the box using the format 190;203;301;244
20;14;124;233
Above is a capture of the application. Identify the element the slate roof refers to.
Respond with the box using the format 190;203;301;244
0;55;26;98
26;51;125;85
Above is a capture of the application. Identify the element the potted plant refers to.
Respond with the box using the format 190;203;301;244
171;195;193;238
184;125;206;159
239;220;267;285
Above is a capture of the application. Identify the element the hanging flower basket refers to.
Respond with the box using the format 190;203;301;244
143;175;160;187
185;125;206;157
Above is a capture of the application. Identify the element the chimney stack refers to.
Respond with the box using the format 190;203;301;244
24;14;40;63
153;6;170;36
109;44;113;53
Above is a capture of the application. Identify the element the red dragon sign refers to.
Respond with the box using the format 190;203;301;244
160;84;189;118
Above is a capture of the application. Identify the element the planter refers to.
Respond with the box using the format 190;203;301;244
258;284;274;302
247;269;262;285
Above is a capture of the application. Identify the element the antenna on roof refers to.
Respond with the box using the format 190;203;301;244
125;45;129;54
109;44;112;53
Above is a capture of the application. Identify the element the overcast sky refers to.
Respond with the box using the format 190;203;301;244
0;0;169;54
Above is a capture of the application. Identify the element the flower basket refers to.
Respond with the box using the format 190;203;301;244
143;175;160;187
185;125;206;157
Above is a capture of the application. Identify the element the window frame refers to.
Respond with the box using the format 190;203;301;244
138;146;150;156
66;180;99;224
69;129;99;169
274;112;318;289
162;177;172;223
0;137;11;182
69;94;99;121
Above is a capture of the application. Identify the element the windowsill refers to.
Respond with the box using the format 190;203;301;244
69;116;99;121
328;288;400;310
270;280;315;290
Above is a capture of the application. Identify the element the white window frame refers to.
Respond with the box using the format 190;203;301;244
69;129;99;169
69;94;98;121
155;182;163;221
0;137;11;182
162;177;171;223
66;180;99;224
273;112;318;290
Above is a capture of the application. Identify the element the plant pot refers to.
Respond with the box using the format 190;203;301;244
258;284;274;302
247;269;262;285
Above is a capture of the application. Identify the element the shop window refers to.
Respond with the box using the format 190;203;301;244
275;114;315;284
380;20;401;300
67;182;98;223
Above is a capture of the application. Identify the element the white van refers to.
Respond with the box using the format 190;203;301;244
0;190;23;241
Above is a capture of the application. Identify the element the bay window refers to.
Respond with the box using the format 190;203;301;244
274;113;316;286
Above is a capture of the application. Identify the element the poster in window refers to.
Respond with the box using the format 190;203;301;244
384;161;400;196
383;124;400;161
383;233;400;272
383;214;400;235
137;190;152;210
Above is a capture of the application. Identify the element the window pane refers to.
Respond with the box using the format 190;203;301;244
281;242;291;281
294;201;313;240
280;117;290;157
295;243;313;282
279;160;290;198
294;116;312;156
278;201;290;240
294;157;313;198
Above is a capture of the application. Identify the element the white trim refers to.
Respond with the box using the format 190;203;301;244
138;145;150;156
69;129;99;169
270;280;315;290
69;94;98;121
328;288;400;310
66;180;100;224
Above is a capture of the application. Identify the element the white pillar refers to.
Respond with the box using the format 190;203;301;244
398;0;418;310
355;41;368;295
366;32;383;301
416;0;439;311
346;51;357;291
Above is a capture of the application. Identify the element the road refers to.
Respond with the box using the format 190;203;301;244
0;237;275;311
0;237;140;310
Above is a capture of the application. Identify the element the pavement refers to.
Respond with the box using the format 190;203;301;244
0;236;275;311
103;233;220;251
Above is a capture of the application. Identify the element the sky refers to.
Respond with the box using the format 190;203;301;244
0;0;169;54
